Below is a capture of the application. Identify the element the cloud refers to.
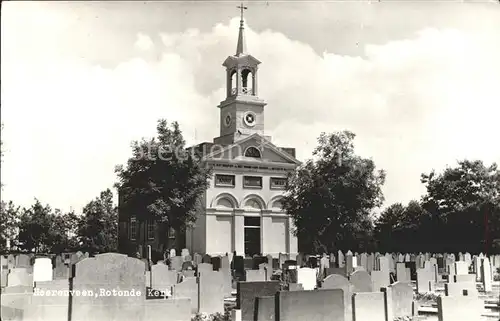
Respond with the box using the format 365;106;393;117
134;33;154;51
2;17;500;212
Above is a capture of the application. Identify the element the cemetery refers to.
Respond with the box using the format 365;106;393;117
2;2;500;321
1;250;499;321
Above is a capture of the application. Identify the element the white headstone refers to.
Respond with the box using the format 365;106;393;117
481;258;492;292
33;258;53;283
297;267;316;290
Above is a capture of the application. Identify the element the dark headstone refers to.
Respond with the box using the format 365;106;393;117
237;281;281;321
243;258;253;270
308;256;318;268
211;256;221;271
252;256;267;270
202;254;211;264
405;262;417;280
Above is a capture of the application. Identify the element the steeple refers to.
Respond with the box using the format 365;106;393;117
214;5;268;145
236;4;247;56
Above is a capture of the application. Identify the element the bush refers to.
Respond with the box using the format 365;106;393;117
191;311;231;321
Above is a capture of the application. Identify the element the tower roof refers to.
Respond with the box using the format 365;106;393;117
236;4;247;56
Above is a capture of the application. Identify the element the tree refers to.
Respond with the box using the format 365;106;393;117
374;200;429;253
49;209;80;253
282;131;386;253
421;160;500;253
17;200;53;253
0;201;20;251
115;119;210;252
77;189;118;253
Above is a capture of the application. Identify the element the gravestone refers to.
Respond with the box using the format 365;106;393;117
170;256;183;271
330;253;336;264
437;295;482;321
198;270;225;314
33;257;53;283
371;270;390;293
7;254;16;269
53;255;69;279
455;261;468;275
221;256;230;270
396;263;410;282
387;282;413;318
181;248;189;260
1;255;7;269
322;274;353;321
350;270;372;292
211;256;222;271
202;254;211;263
296;267;316;290
360;253;368;271
70;253;146;321
288;283;304;291
197;263;213;274
255;296;275;321
378;256;389;275
173;276;198;313
278;253;288;269
366;254;374;273
181;261;194;271
444;282;478;297
416;268;434;293
325;267;347;278
151;263;177;289
7;268;33;287
233;256;245;279
236;281;280;321
338;250;345;268
16;254;30;268
275;289;345;321
345;251;354;275
245;269;266;282
352;292;385;321
193;253;203;266
481;257;492;292
296;253;304;267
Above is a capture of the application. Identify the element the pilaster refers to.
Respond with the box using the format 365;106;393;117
234;209;245;256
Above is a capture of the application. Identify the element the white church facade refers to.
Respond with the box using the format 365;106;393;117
185;15;300;258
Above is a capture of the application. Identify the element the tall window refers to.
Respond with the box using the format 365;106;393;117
130;216;137;240
147;220;156;240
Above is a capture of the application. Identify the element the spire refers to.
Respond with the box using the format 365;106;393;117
236;3;247;56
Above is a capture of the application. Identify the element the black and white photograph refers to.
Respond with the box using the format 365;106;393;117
1;1;500;320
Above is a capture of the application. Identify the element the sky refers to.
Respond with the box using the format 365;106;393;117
2;1;500;214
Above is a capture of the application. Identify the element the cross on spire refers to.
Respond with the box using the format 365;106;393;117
235;3;248;56
237;3;247;22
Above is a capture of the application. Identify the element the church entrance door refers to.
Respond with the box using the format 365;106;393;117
244;216;261;256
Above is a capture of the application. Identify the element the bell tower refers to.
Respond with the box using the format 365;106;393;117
213;4;268;145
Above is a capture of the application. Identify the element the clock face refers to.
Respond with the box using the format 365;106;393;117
243;112;256;127
224;114;232;127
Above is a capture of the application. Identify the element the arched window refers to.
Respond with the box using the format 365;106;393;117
230;70;237;95
244;147;261;158
241;68;253;94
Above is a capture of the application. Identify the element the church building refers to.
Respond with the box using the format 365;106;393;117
118;13;300;258
186;14;300;258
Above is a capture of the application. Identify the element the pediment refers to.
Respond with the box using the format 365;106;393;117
204;134;300;166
